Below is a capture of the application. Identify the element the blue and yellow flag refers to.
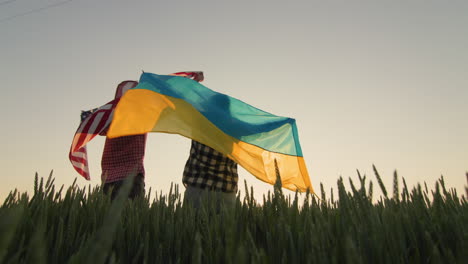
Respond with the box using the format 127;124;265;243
108;72;313;193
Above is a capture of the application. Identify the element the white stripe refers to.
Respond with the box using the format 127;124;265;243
71;150;86;159
71;160;88;172
120;81;135;96
98;103;112;110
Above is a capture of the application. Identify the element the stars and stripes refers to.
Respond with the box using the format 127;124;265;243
69;81;138;180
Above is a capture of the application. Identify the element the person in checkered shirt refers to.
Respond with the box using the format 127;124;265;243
183;140;239;209
101;81;147;200
101;134;147;199
182;91;241;209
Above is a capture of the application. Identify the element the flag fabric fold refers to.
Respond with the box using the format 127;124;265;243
108;72;313;193
69;81;138;180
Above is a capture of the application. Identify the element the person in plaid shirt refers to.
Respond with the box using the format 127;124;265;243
101;134;147;199
101;81;147;199
180;80;241;209
183;140;239;209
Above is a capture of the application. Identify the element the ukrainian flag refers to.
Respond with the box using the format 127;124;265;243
107;72;313;193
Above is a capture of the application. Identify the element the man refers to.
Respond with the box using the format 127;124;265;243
183;140;239;209
101;133;147;199
171;71;239;209
101;81;147;199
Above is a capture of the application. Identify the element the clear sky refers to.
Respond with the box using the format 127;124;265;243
1;0;467;201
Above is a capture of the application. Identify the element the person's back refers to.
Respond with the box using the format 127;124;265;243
101;134;147;199
101;80;147;199
183;140;238;209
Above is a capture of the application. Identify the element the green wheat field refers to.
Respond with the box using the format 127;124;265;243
1;166;467;264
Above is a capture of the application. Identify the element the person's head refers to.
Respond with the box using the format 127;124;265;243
114;81;138;99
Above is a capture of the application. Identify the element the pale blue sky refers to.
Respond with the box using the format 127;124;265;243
1;0;467;201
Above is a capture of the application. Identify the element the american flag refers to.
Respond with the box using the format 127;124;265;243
170;71;204;82
69;72;203;180
69;81;138;180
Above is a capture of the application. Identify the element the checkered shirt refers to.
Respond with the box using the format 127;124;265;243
101;134;147;183
183;140;239;193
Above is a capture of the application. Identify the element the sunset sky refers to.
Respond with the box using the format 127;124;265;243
1;0;467;201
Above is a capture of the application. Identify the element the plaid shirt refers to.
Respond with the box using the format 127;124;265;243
183;141;239;193
101;134;147;183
